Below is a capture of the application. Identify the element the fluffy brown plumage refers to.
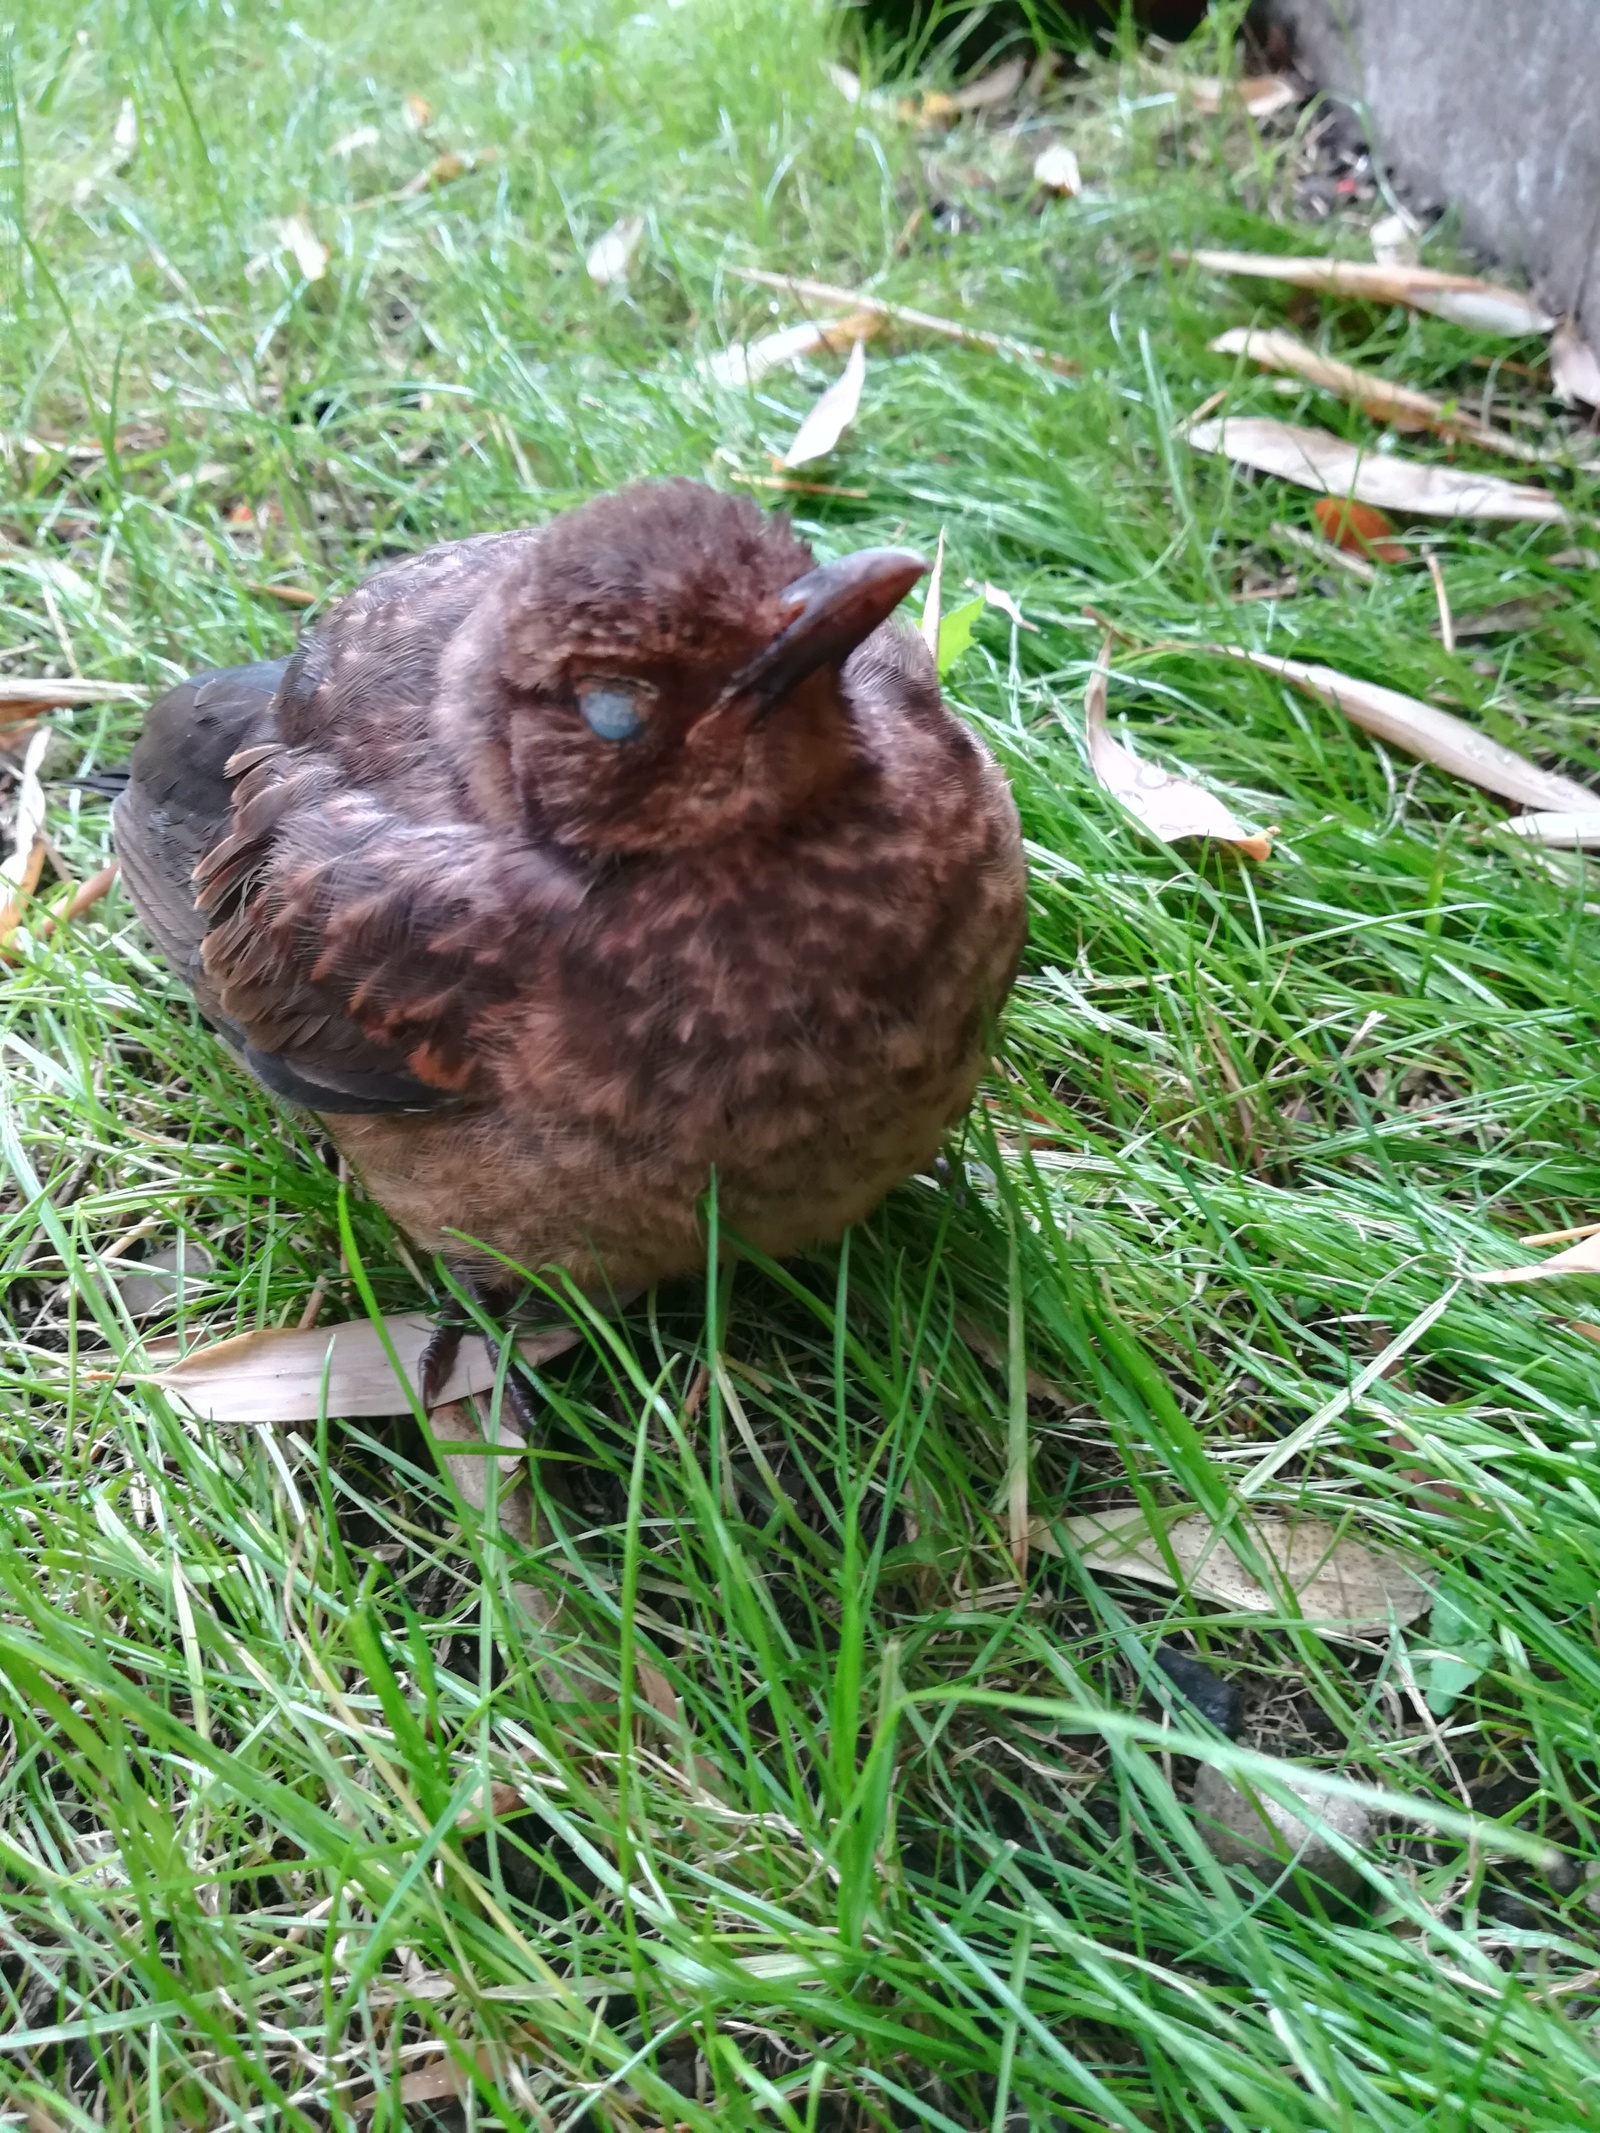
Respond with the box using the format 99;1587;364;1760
114;480;1027;1297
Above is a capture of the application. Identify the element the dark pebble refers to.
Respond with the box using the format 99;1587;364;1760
1154;1643;1244;1737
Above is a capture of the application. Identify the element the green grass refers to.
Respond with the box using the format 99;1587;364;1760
4;0;1600;2123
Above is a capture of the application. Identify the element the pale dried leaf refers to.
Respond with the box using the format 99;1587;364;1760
825;62;862;104
1503;809;1600;849
402;92;433;131
982;582;1037;631
114;1241;214;1318
950;56;1026;112
331;124;380;158
1037;1509;1433;1630
705;308;881;388
1551;548;1600;570
1211;645;1597;813
728;268;1078;375
585;214;645;288
1551;321;1600;409
1086;635;1271;859
1208;327;1541;461
1186;74;1298;119
1032;142;1081;195
637;1661;680;1724
428;1396;532;1544
1370;210;1421;268
1187;416;1566;523
782;333;867;467
1269;519;1376;583
1180;248;1554;335
275;214;329;283
919;529;945;657
2;728;49;889
149;1313;579;1424
111;98;139;167
1476;1230;1600;1286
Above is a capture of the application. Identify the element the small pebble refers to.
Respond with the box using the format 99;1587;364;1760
1192;1761;1370;1905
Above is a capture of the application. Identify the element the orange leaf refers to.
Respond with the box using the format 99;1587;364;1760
1312;496;1408;564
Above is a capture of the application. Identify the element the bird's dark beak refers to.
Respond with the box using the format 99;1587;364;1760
722;547;928;713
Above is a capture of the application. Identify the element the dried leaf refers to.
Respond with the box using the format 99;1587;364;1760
1210;645;1597;813
275;214;329;284
1086;634;1271;859
728;267;1078;375
1551;321;1600;409
1032;142;1082;195
1370;210;1421;268
1271;519;1376;583
0;678;140;722
826;62;862;104
1188;416;1567;524
0;837;46;947
636;1661;680;1724
1185;74;1299;119
1476;1229;1600;1285
1450;595;1551;639
705;308;882;389
1502;809;1600;849
1551;548;1600;570
950;56;1027;112
1038;1508;1433;1630
585;213;645;288
782;334;867;468
114;1241;214;1318
147;1313;579;1424
1210;326;1542;461
982;582;1037;631
429;1397;532;1543
1178;248;1554;335
402;92;433;131
2;727;49;890
1310;496;1408;564
331;124;380;158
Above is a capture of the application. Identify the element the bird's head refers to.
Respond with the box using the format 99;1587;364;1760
484;480;927;853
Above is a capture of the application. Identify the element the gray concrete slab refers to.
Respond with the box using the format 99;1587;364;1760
1257;0;1600;341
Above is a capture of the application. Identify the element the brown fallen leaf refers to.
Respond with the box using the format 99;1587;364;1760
1311;496;1409;563
144;1312;580;1424
1037;1508;1432;1631
1184;74;1300;120
782;334;867;468
1032;142;1082;196
1502;809;1600;849
2;728;49;893
244;580;318;608
1177;248;1554;336
728;268;1078;375
1209;646;1597;813
1449;595;1552;639
1085;633;1271;860
396;148;495;200
402;92;434;131
353;2050;502;2117
1210;326;1543;461
0;677;143;715
585;213;645;288
1188;416;1567;524
1550;321;1600;409
1475;1230;1600;1285
949;56;1027;113
32;859;119;943
0;837;47;948
705;308;882;389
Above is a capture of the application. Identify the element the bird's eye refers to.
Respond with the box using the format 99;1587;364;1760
577;681;649;742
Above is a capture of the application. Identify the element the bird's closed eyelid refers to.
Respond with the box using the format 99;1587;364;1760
576;676;655;742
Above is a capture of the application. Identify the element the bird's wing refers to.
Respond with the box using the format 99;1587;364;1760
115;528;585;1114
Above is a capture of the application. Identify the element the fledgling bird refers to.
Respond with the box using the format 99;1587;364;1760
114;481;1027;1309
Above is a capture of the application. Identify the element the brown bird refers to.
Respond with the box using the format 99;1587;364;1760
114;481;1026;1322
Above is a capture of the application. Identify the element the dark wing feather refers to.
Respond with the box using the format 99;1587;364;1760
114;661;454;1112
117;528;583;1115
